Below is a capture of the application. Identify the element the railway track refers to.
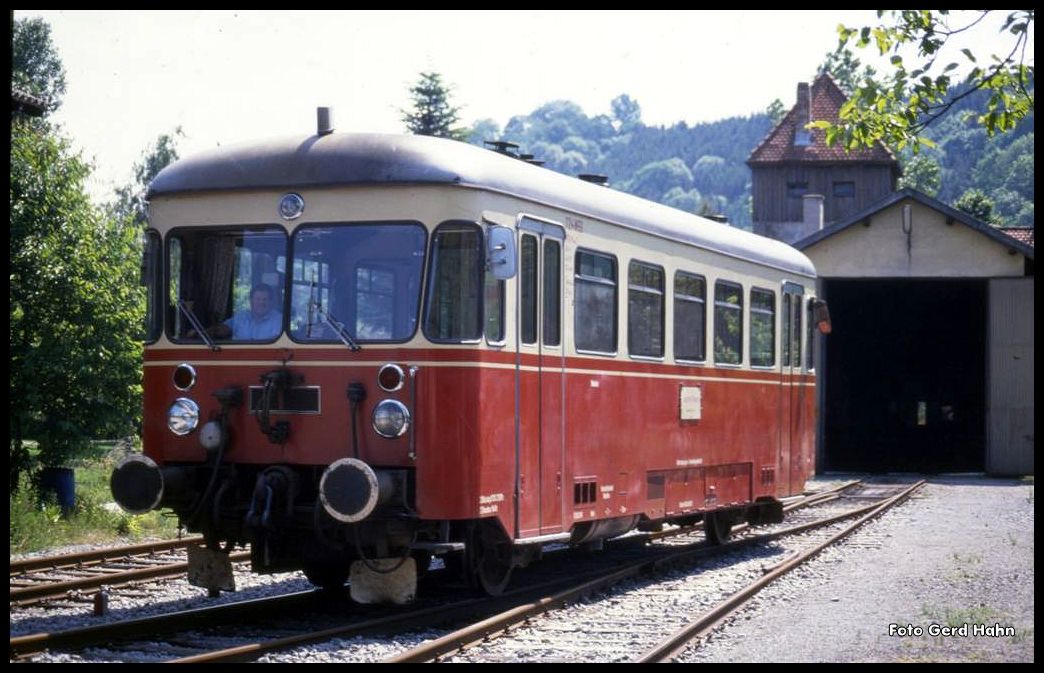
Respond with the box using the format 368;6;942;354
10;537;249;607
13;480;895;662
388;481;923;663
639;480;924;662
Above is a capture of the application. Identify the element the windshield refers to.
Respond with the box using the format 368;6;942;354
289;222;426;343
167;226;288;343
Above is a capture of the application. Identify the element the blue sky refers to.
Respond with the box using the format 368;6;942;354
15;10;1031;204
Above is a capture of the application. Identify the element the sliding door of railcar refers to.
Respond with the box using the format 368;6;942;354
780;282;805;495
516;217;566;537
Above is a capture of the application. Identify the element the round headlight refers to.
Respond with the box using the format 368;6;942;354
172;363;197;391
377;363;405;392
167;397;200;436
372;399;410;438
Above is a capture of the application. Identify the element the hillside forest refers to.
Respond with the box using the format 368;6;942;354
464;85;1034;231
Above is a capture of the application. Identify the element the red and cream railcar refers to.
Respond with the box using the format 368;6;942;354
111;118;827;599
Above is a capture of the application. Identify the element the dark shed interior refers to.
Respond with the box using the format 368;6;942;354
822;279;987;473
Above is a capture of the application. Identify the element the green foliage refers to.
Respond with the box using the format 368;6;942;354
897;153;942;196
918;84;1034;224
10;119;144;478
12;16;67;114
765;99;787;125
953;188;1002;225
10;446;180;554
610;94;642;133
817;47;877;95
401;72;469;140
817;10;1034;153
625;158;694;201
110;127;184;225
493;95;770;228
468;118;502;147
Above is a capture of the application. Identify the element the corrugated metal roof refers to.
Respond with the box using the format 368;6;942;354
148;131;817;277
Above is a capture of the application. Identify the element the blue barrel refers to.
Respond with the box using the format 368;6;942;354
39;467;76;516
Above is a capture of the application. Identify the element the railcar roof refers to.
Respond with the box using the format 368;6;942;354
149;132;815;277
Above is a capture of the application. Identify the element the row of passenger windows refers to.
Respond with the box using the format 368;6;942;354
567;250;815;369
428;224;815;370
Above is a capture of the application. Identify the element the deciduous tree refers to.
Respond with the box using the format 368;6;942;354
12;17;66;113
814;10;1034;153
11;121;144;485
110;127;184;225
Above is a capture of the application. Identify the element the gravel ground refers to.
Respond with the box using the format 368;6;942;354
682;474;1035;663
11;474;1033;663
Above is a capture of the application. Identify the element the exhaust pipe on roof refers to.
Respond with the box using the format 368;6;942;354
317;107;334;136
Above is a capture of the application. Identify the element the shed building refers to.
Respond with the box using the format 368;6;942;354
794;189;1034;475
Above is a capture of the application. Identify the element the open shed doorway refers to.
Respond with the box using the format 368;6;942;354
822;279;986;472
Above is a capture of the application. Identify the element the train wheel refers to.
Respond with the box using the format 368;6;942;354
704;512;733;546
468;522;514;596
302;562;349;590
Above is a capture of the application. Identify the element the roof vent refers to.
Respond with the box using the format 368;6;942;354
519;153;545;166
317;107;334;136
484;139;519;157
578;174;609;186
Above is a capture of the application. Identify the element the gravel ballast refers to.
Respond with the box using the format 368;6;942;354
682;475;1034;663
10;474;1034;663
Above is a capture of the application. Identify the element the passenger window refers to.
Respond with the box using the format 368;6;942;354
484;271;504;344
750;288;776;367
713;280;743;365
543;239;561;347
790;295;802;366
520;234;538;344
424;222;483;342
628;261;664;358
574;250;617;354
674;271;706;362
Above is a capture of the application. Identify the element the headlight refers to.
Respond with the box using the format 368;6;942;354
172;363;197;391
377;363;405;392
372;399;410;438
167;397;200;436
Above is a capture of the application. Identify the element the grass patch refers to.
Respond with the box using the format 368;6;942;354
10;439;181;556
921;604;1007;629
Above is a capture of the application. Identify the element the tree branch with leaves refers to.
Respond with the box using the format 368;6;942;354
813;10;1034;153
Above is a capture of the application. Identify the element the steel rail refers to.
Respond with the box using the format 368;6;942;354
11;537;205;576
167;573;609;664
386;485;902;664
10;588;318;659
638;480;926;663
643;479;862;543
10;550;250;602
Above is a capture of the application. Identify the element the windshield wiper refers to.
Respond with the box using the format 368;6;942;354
311;301;361;352
177;299;220;351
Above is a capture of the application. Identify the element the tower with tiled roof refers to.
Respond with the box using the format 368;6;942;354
748;73;900;243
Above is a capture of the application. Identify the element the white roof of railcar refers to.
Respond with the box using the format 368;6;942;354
149;132;815;277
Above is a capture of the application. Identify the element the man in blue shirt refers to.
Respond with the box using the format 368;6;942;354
212;283;282;340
